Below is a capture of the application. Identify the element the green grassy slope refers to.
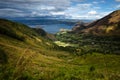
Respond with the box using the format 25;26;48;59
0;19;120;80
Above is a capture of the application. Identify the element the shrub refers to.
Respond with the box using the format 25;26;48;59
109;74;120;80
0;26;25;41
0;48;8;64
89;66;95;72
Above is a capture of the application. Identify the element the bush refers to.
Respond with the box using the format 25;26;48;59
0;48;8;64
0;26;25;41
89;66;95;72
109;74;120;80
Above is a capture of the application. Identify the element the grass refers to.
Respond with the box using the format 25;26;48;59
0;36;120;80
0;19;120;80
54;41;78;47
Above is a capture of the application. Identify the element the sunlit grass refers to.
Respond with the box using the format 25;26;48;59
54;41;78;47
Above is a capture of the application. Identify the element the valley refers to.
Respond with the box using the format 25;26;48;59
0;10;120;80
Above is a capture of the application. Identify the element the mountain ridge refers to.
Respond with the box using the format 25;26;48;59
72;10;120;36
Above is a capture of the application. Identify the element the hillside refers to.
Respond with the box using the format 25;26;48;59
0;19;120;80
33;27;57;41
72;10;120;36
56;10;120;54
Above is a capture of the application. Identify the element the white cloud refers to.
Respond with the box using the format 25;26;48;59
0;0;77;18
50;12;65;15
76;4;92;10
93;1;98;4
93;1;105;4
116;4;120;8
66;3;92;14
64;2;113;20
0;0;115;20
64;3;101;19
68;10;112;20
0;8;27;17
39;6;55;10
88;10;97;15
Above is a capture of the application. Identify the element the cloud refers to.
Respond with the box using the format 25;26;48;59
66;4;111;19
115;0;120;2
93;0;105;4
88;10;97;15
116;4;120;9
0;0;82;18
66;3;92;13
92;1;99;4
0;0;74;17
0;8;27;17
64;3;102;19
0;8;23;13
0;0;84;12
50;12;65;16
0;0;116;19
0;0;71;11
68;13;102;19
76;4;92;10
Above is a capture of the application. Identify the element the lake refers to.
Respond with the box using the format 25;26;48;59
13;19;91;33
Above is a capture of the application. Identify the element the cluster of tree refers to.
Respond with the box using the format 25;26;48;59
55;32;120;55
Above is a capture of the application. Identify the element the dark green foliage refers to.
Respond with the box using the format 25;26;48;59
58;46;76;53
69;76;81;80
33;28;47;36
16;72;34;80
55;31;120;55
89;66;95;72
0;19;40;41
0;66;14;80
118;21;120;29
0;48;8;64
0;26;25;41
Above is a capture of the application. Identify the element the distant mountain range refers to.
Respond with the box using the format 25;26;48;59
72;10;120;36
12;18;91;25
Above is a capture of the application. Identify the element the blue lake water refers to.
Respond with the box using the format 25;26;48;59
13;19;91;33
30;24;74;33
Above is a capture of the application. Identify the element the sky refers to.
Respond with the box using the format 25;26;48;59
0;0;120;20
